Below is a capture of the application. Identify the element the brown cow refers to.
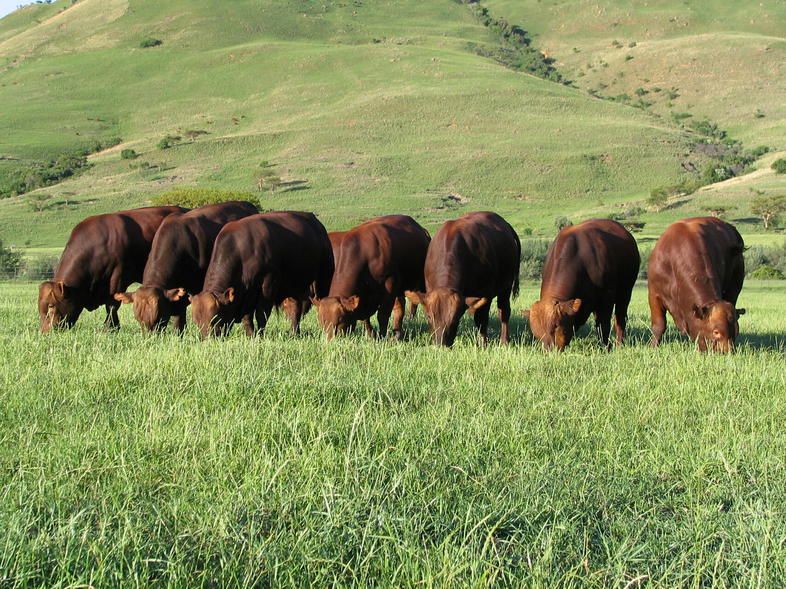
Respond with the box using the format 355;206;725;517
113;201;258;333
648;217;745;352
189;211;333;338
315;215;430;340
38;205;186;333
523;219;640;351
405;211;520;347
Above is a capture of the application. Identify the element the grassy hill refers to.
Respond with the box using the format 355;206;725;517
0;0;783;254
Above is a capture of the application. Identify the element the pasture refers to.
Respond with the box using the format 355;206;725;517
1;280;784;586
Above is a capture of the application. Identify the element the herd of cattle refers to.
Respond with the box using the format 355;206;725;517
36;201;746;352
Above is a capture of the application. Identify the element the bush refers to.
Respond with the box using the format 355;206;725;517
150;187;260;209
749;265;784;280
519;239;551;280
23;254;59;281
157;135;181;150
648;187;669;210
554;216;572;232
140;38;162;48
772;158;786;174
0;239;23;279
121;149;138;160
749;145;771;158
745;241;786;278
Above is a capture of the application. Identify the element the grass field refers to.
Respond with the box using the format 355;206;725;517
1;280;784;586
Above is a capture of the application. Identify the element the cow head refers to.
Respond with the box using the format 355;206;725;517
114;286;187;332
38;280;83;333
523;298;582;351
405;288;487;347
691;301;745;353
189;288;237;338
312;295;360;340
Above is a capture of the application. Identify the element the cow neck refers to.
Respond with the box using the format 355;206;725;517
540;243;585;302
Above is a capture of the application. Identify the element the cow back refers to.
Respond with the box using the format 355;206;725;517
426;211;520;297
53;205;185;310
539;218;640;326
142;201;258;292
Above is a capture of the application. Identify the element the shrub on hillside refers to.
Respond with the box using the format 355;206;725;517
648;187;669;211
745;241;786;278
150;187;260;209
519;239;550;280
0;239;23;279
121;149;138;160
554;216;572;232
749;265;784;280
157;135;181;150
140;38;162;48
772;158;786;174
23;255;59;281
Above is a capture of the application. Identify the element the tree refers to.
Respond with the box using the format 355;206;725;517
705;204;730;218
647;187;669;211
751;195;786;229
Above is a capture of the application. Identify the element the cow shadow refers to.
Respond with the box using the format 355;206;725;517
737;331;785;352
278;180;310;194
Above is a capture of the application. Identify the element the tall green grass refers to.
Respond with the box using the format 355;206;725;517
1;281;784;586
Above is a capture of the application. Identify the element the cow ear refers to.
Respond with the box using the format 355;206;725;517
465;297;488;311
165;287;187;302
341;295;360;311
570;298;582;313
309;296;321;307
692;304;708;319
736;308;746;318
404;290;424;305
221;287;235;303
114;292;134;304
54;280;66;298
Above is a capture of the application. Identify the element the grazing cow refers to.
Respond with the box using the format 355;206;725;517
405;211;520;347
648;217;745;352
113;201;258;333
315;215;430;340
189;211;333;338
38;206;186;333
523;219;640;351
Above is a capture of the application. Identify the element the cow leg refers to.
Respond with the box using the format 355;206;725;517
286;298;304;336
649;291;667;347
595;305;613;349
613;294;632;346
254;302;273;337
497;294;512;345
104;303;120;331
408;301;418;318
241;313;256;337
362;319;375;338
390;296;406;341
172;308;187;335
473;302;491;346
376;297;396;339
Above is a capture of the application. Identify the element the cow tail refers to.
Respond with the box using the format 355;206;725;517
512;231;521;299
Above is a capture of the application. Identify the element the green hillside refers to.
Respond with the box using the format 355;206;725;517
0;0;783;251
